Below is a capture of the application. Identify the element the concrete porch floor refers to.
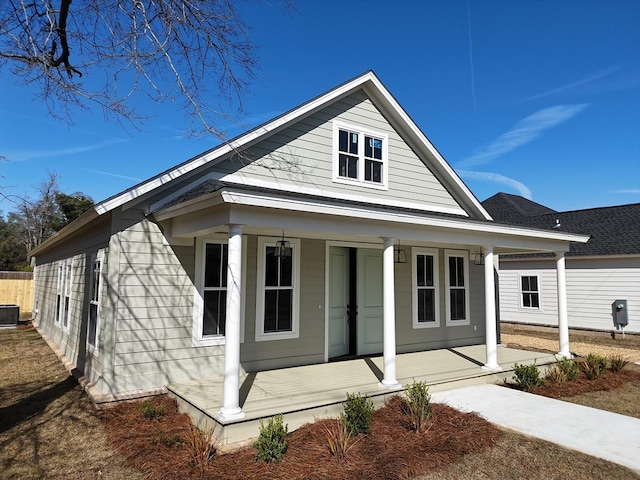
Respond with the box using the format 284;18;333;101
167;345;556;447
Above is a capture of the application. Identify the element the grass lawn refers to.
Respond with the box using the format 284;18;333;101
1;324;639;479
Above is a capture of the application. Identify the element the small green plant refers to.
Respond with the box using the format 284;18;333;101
254;413;288;463
342;393;374;436
403;381;432;433
185;423;217;477
138;400;165;420
322;416;356;460
512;362;544;390
580;353;607;380
608;354;628;373
556;357;580;381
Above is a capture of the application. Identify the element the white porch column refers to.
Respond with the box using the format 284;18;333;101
556;251;571;358
219;224;245;420
380;237;399;388
482;246;501;371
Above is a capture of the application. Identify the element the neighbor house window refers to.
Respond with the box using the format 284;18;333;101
87;250;105;354
412;248;440;328
445;250;470;326
255;236;300;341
192;237;245;347
521;275;540;309
333;122;388;189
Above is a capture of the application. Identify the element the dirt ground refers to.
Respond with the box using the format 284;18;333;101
1;323;639;480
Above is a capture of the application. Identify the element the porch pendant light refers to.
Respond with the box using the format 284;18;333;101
274;231;292;258
473;249;484;266
394;241;407;264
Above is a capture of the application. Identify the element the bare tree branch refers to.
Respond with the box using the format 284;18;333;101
0;1;293;137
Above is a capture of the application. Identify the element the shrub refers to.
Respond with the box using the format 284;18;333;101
512;362;544;390
322;416;356;460
580;353;608;380
404;381;432;433
152;432;183;447
607;354;628;373
254;414;288;463
342;393;374;436
138;400;165;420
556;357;580;381
185;423;217;477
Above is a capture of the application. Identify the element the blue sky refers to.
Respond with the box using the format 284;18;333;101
1;0;639;215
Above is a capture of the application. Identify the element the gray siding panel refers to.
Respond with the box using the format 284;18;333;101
214;90;462;213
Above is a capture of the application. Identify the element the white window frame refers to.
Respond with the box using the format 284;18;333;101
87;249;105;355
411;247;440;328
444;250;470;326
55;262;63;326
519;274;542;310
192;235;246;347
255;236;301;342
332;121;389;190
62;259;73;334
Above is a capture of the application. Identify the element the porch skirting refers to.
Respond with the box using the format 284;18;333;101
167;345;556;448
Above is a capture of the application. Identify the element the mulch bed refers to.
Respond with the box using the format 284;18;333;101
101;364;640;480
102;395;502;480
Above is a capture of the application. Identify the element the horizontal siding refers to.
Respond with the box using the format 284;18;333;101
498;258;640;333
215;89;462;213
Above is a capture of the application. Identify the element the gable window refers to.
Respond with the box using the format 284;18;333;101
256;236;300;341
412;248;440;328
521;275;540;309
87;250;105;354
333;122;388;189
445;250;470;326
193;237;245;347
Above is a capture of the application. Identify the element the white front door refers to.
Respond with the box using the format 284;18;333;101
357;248;383;355
329;247;350;358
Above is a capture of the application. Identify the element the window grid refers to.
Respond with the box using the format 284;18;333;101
521;275;540;309
202;243;228;337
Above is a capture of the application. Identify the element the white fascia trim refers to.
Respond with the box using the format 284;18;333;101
220;188;590;244
95;74;378;216
362;77;492;221
500;254;640;262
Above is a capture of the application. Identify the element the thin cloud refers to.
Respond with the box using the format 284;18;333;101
524;65;621;101
4;139;126;162
613;189;640;194
458;170;532;199
457;104;589;168
83;169;143;182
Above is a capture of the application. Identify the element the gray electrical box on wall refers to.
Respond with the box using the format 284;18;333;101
612;300;628;327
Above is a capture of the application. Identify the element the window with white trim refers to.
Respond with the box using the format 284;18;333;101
62;260;72;332
87;250;105;354
412;248;440;328
333;122;388;189
520;275;540;309
55;263;63;325
445;250;470;326
203;242;228;336
256;237;300;341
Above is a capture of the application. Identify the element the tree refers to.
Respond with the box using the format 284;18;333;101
0;1;289;137
9;172;94;258
0;212;27;270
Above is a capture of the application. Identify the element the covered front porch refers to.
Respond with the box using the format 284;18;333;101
167;344;556;447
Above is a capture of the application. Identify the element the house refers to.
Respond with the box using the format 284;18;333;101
483;192;640;334
30;72;588;429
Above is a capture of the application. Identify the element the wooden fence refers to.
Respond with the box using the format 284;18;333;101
0;271;34;315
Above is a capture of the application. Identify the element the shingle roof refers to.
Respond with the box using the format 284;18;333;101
482;193;640;256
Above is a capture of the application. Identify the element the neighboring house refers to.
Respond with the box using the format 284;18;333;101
30;72;588;420
483;192;640;334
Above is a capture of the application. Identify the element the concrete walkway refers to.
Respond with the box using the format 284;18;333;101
432;384;640;474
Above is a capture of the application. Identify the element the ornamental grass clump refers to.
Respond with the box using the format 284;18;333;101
185;423;217;476
322;416;357;460
512;361;544;391
580;353;607;380
546;357;580;383
254;414;288;463
342;393;374;436
403;381;432;433
607;354;628;373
